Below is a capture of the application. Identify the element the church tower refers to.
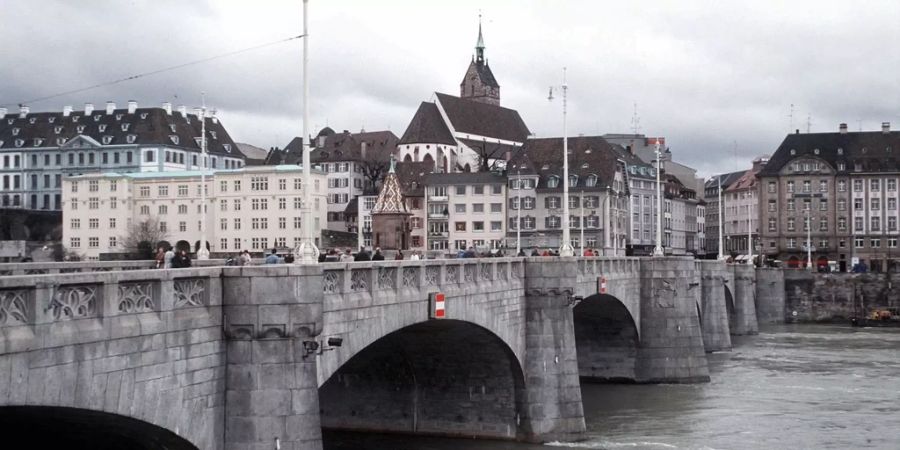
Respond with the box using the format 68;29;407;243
459;17;500;106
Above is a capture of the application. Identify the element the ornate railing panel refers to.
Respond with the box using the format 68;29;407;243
0;289;29;326
173;278;206;308
50;285;98;320
117;282;155;313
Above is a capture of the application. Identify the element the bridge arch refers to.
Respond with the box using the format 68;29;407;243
319;319;526;440
573;293;640;382
0;406;198;449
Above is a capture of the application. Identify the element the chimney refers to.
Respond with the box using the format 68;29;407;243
18;105;29;118
883;122;891;134
839;123;848;134
162;102;172;115
84;103;94;115
361;141;367;160
127;100;137;114
210;108;218;124
0;108;6;119
62;105;73;117
105;101;115;115
177;105;187;117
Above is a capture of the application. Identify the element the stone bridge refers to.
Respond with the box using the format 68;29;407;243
0;257;782;449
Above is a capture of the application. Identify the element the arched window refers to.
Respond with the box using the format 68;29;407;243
547;176;559;188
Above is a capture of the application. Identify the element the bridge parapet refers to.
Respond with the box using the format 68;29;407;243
0;259;243;276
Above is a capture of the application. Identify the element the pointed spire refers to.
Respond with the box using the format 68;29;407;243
475;13;485;63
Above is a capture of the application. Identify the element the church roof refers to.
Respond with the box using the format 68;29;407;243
463;60;500;89
372;165;409;215
435;92;530;142
398;102;456;145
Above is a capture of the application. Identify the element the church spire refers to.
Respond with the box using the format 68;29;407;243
475;14;485;63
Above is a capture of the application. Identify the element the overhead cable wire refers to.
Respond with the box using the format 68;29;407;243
2;34;306;108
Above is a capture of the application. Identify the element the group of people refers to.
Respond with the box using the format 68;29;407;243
154;246;192;269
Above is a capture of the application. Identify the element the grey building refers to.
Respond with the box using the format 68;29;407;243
703;170;745;258
0;102;244;211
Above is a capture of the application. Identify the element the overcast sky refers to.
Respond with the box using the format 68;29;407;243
2;0;899;177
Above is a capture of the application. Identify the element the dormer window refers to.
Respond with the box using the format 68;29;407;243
98;124;107;132
140;113;148;119
28;118;36;124
169;124;177;133
814;148;820;155
14;139;24;148
581;163;589;169
210;131;217;139
790;149;796;155
102;135;113;145
76;125;85;133
72;115;79;122
54;126;63;134
33;138;43;147
121;123;130;132
93;115;101;122
56;137;65;146
547;176;560;188
541;164;550;170
585;174;598;187
837;148;843;155
126;134;137;144
223;144;232;153
169;135;179;145
11;128;19;136
568;175;578;187
194;137;203;147
6;119;13;125
48;117;55;124
115;114;123;121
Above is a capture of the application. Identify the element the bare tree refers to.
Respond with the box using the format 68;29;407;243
120;217;169;259
472;140;505;172
359;145;394;194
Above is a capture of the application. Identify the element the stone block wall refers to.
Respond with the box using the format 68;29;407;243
0;268;226;449
635;257;709;383
783;270;900;322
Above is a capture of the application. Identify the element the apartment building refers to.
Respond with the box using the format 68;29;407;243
758;123;899;271
422;172;507;254
62;166;326;259
722;156;768;260
703;170;746;258
0;102;244;211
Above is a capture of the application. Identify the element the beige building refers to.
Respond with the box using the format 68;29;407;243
422;172;508;255
62;165;326;259
722;156;768;260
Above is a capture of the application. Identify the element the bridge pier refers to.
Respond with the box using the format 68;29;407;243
730;265;759;335
522;259;586;441
755;268;786;324
222;266;324;450
635;258;710;383
698;261;732;352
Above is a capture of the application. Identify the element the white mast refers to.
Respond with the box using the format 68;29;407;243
197;93;210;260
652;140;664;256
580;189;585;256
516;168;522;255
718;174;725;260
558;68;574;257
295;0;319;263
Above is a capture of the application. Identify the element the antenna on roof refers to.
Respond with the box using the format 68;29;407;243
630;102;641;135
788;103;794;133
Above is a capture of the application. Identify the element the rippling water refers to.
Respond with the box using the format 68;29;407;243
324;324;900;450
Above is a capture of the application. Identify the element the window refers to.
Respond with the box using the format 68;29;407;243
546;216;561;229
855;217;864;231
178;204;187;214
177;185;188;196
768;182;776;193
490;203;502;213
250;176;268;191
585;215;599;228
853;180;863;192
854;238;864;248
889;238;898;249
802;180;811;192
584;196;599;208
890;198;897;210
455;185;466;195
838;217;847;231
787;199;795;211
819;180;828;192
145;150;155;162
871;179;881;191
109;218;116;229
522;216;536;230
787;218;795;231
88;197;99;209
819;199;828;211
871;238;881;248
787;238;796;249
768;200;776;212
159;221;167;232
455;204;466;213
890;217;897;231
854;198;863;210
819;239;829;249
70;237;80;248
838;199;847;211
220;180;228;192
546;197;560;209
109;236;117;248
473;185;484;195
455;221;466;231
234;180;241;191
70;218;81;229
568;196;579;209
110;197;117;209
871;198;881;210
889;180;897;192
819;218;828;231
568;175;578;187
768;218;776;232
179;221;187;232
803;199;811;211
871;217;881;232
158;185;168;197
473;203;484;213
547;176;559;188
472;221;484;232
491;184;502;194
787;181;794;193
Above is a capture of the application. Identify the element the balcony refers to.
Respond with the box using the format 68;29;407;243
428;213;449;219
428;231;449;238
428;195;448;202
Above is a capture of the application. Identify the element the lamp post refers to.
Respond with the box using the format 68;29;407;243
806;208;812;271
604;185;611;255
652;140;664;256
549;68;574;257
196;94;210;260
580;189;585;256
356;207;363;252
516;168;522;255
718;174;725;260
295;0;319;263
747;201;753;266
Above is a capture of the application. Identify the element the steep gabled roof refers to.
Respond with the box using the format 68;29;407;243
759;130;900;176
516;135;621;191
372;169;409;215
435;92;529;142
0;107;242;157
398;102;455;145
461;60;499;89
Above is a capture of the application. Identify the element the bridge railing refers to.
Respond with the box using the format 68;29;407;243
318;257;525;296
0;259;241;276
0;267;223;352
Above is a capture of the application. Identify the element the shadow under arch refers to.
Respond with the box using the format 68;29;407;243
725;284;736;329
319;319;526;441
573;293;640;383
0;406;198;450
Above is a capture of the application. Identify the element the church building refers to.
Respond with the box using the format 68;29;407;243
397;20;530;173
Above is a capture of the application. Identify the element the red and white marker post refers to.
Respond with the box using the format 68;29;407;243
598;276;607;295
429;292;446;319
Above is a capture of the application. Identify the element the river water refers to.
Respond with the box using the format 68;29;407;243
323;325;900;450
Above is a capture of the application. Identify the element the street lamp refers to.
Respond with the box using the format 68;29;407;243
548;68;574;257
604;185;611;255
196;93;210;260
652;140;664;256
747;201;753;266
516;168;522;255
580;189;585;256
718;174;725;260
294;0;320;264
